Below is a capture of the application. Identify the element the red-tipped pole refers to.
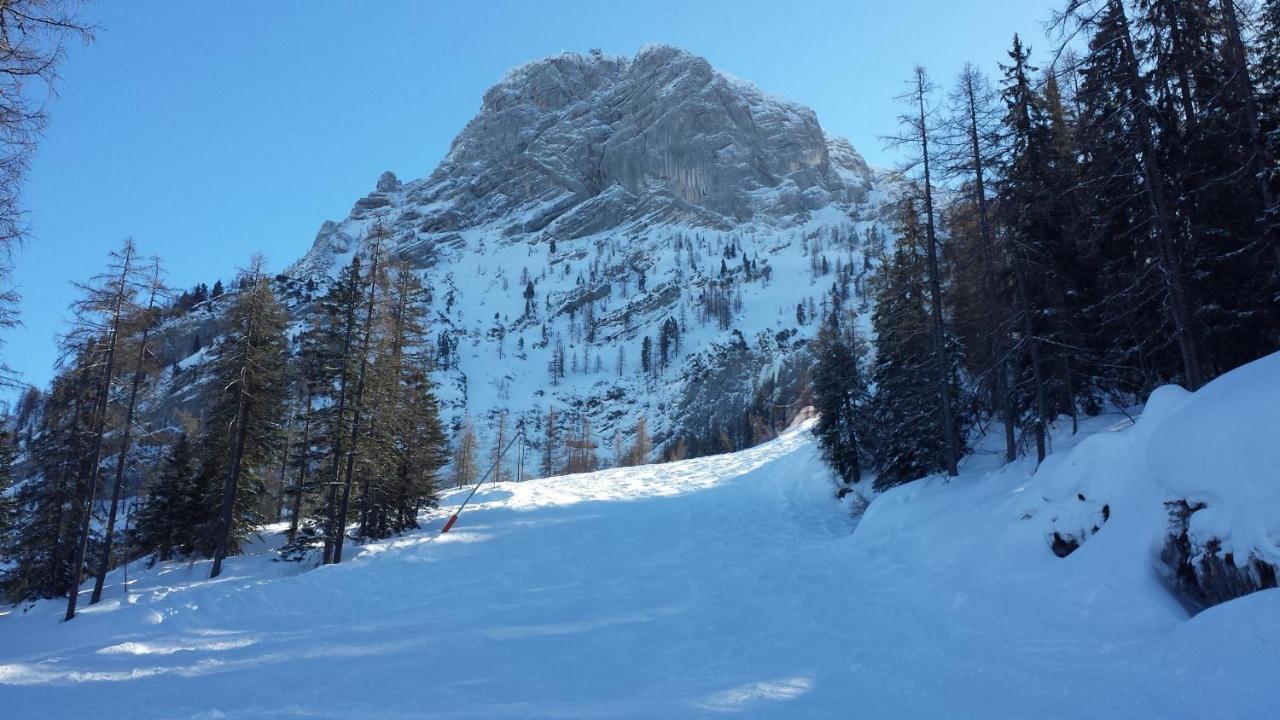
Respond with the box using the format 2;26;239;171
439;430;526;535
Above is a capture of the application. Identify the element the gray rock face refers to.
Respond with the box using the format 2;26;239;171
292;45;873;275
434;45;868;224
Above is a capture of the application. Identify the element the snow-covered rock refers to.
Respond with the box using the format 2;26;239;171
992;352;1280;610
1149;354;1280;607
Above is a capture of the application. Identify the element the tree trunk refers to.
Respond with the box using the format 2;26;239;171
210;390;252;579
288;385;313;544
963;72;1016;463
323;278;357;565
211;287;260;580
1112;0;1204;390
333;236;383;565
90;282;158;605
915;68;960;476
1010;240;1050;464
65;247;135;622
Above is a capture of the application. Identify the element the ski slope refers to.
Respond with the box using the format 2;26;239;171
3;362;1280;718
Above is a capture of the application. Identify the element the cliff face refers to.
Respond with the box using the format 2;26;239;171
292;45;874;278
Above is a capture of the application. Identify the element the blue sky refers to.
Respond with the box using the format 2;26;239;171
7;0;1053;392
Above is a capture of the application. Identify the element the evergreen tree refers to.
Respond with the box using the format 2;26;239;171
997;36;1065;463
313;256;363;563
869;201;967;489
131;432;199;563
354;262;448;541
206;256;288;579
1066;0;1204;389
2;366;96;603
331;226;390;565
811;315;867;485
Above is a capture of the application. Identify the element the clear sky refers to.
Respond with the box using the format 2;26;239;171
6;0;1056;393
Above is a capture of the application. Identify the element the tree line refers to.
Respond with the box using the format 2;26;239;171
0;226;450;619
814;0;1279;489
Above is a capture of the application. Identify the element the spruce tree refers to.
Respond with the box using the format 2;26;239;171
131;432;198;563
869;201;967;489
811;314;867;485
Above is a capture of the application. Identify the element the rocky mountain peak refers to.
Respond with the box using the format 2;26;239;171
416;45;869;238
273;47;890;462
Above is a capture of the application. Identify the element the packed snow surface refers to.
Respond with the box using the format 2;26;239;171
3;357;1280;718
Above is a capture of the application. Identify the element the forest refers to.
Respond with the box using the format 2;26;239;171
812;0;1279;491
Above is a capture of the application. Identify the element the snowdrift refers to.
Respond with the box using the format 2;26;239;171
1;356;1277;718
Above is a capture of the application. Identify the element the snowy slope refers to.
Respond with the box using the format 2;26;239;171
2;356;1279;718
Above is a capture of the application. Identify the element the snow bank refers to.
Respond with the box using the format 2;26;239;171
1148;354;1280;569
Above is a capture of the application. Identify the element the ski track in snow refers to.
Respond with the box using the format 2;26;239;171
1;413;1278;718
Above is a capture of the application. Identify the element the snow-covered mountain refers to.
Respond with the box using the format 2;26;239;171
272;44;891;462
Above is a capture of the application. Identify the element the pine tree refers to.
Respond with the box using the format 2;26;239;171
314;257;363;564
811;315;867;485
1065;0;1204;389
869;201;967;489
355;263;447;540
1136;0;1279;378
130;432;198;563
998;36;1061;463
206;256;289;579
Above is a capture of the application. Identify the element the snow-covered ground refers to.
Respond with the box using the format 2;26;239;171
2;356;1279;718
